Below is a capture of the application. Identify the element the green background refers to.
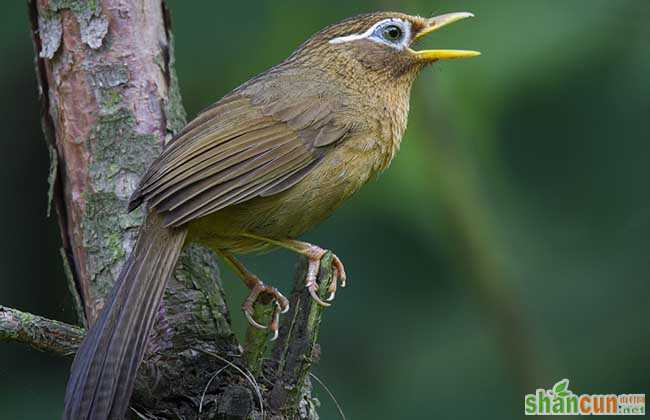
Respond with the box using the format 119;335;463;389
1;1;648;419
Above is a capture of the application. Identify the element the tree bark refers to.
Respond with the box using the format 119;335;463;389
2;1;335;418
0;305;84;356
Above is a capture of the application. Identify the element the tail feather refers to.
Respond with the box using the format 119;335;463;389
63;212;187;420
108;237;182;417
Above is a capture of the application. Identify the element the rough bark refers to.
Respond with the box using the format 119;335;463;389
0;1;335;418
0;305;84;356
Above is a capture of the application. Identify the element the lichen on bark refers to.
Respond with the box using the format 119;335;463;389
0;306;84;356
38;11;62;59
171;244;235;342
159;33;188;139
83;108;163;302
46;0;108;50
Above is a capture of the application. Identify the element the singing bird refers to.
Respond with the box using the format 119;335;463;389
63;11;479;419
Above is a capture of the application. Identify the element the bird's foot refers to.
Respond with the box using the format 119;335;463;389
301;244;347;307
241;277;289;341
233;235;347;308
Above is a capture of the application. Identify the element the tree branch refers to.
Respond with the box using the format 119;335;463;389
0;306;83;357
269;253;335;417
0;253;334;418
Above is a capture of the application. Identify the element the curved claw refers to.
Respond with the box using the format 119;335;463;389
303;247;347;306
332;255;347;288
274;290;290;314
307;281;331;307
244;309;267;330
241;283;289;339
269;303;281;341
326;273;337;301
270;328;279;341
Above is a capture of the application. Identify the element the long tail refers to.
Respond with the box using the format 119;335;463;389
63;211;187;420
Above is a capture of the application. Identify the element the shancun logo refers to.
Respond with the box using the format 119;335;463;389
524;379;645;416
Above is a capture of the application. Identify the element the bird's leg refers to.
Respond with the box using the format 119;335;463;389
275;239;347;307
242;235;347;307
217;250;289;340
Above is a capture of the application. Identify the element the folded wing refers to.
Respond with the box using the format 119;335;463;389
130;83;350;227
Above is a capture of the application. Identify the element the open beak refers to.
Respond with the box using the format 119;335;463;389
411;12;481;62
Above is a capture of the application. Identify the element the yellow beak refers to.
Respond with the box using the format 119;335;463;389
411;12;481;61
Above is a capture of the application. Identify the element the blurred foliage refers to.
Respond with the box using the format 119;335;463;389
1;1;649;419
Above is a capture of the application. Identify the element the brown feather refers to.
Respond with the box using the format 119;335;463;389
145;127;296;204
162;149;314;226
130;91;349;227
157;141;303;212
178;153;318;224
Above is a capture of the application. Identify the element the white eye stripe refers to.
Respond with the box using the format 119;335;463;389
329;18;411;49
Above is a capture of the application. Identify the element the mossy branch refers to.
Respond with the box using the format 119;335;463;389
0;305;84;357
269;253;334;417
241;254;334;417
243;300;275;376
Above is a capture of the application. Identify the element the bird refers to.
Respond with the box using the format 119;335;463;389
63;11;479;420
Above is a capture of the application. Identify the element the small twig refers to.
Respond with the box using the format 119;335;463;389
310;372;346;420
129;407;152;420
198;365;228;413
199;349;265;418
0;305;84;356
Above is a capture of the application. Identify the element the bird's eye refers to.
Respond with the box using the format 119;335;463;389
381;25;403;42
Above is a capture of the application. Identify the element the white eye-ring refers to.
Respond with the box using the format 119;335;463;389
329;19;412;50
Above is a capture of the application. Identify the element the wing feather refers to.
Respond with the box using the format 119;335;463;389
156;140;303;213
140;123;293;198
183;152;316;223
161;148;314;226
129;88;350;227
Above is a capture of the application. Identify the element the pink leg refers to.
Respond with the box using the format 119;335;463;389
241;234;347;307
219;251;289;341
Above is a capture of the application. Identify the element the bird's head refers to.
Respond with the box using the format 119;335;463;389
292;11;479;81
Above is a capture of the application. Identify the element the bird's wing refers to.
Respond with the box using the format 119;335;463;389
129;87;350;227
